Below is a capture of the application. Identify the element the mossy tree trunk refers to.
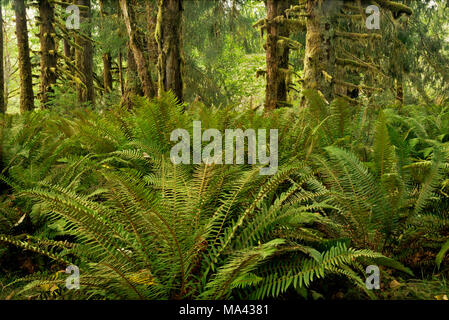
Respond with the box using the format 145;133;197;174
118;49;124;95
38;0;57;108
117;1;125;96
0;1;5;113
122;42;144;108
14;0;35;113
102;54;113;93
75;0;94;104
265;0;290;110
146;1;158;75
63;39;73;60
3;17;11;111
303;0;335;103
100;0;113;93
0;1;3;176
156;0;184;102
120;0;156;99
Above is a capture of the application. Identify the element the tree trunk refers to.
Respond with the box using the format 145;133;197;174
39;0;57;108
122;42;143;108
63;39;73;60
156;0;184;102
120;0;156;99
75;0;94;104
63;0;73;60
14;0;34;113
100;0;113;93
0;1;5;113
303;0;335;103
265;0;290;111
395;77;404;105
146;1;158;69
103;54;113;93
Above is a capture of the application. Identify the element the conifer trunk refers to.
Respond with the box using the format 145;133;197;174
75;0;94;104
122;42;143;108
395;76;404;105
146;1;158;73
120;0;156;99
3;20;10;111
265;0;290;110
100;0;113;93
303;0;335;102
117;1;125;96
14;0;35;112
0;1;5;113
63;39;73;60
118;50;124;95
156;0;184;102
39;0;57;108
103;54;113;93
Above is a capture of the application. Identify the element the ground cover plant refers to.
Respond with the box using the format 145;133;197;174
0;0;448;301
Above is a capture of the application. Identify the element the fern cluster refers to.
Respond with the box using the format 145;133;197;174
0;92;447;300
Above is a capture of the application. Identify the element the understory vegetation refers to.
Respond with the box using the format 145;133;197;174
0;92;448;300
0;0;448;301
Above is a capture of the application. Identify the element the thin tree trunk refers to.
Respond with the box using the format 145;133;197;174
118;49;124;95
3;20;10;110
14;0;34;112
0;1;5;113
265;0;290;111
100;0;113;93
63;39;72;59
75;0;94;104
303;0;335;103
122;42;143;108
39;0;57;108
395;76;404;105
103;54;113;93
120;0;156;99
156;0;184;102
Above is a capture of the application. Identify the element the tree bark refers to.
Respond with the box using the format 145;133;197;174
75;0;94;104
146;1;158;69
265;0;290;111
395;76;404;105
120;0;156;99
100;0;113;93
39;0;57;108
14;0;34;112
0;1;5;113
118;49;124;95
303;0;335;103
156;0;184;102
63;0;73;60
63;39;73;60
122;42;143;108
103;54;113;93
3;19;10;111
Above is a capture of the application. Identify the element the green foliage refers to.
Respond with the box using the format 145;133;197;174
0;93;448;300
